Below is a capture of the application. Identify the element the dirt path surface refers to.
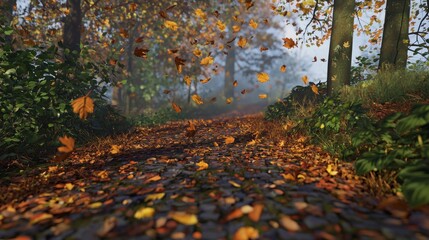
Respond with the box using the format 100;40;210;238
1;115;428;239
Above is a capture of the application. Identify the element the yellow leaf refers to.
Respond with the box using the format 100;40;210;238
259;94;268;99
200;56;214;66
89;202;103;208
343;41;350;48
311;84;319;95
233;25;241;33
164;20;178;31
257;72;270;83
226;97;233;104
169;211;198;225
145;193;165;202
172;102;182;113
302;0;316;7
279;215;301;231
71;96;94;120
30;213;53;224
229;180;241;187
184;75;192;86
194;8;207;20
282;173;295;181
64;183;74;191
280;65;287;72
192;94;204;105
249;19;258;29
193;48;202;57
110;145;120;154
237;36;247;48
233;226;259;240
58;136;75;153
134;207;155;219
225;136;235;144
196;161;208;171
326;164;338;176
301;75;309;85
217;20;226;31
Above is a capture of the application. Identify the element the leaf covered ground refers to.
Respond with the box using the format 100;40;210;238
1;115;429;239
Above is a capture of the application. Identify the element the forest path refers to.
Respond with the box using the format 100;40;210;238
1;115;428;239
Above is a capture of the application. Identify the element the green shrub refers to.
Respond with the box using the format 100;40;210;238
265;82;327;120
354;104;429;207
130;108;182;126
0;27;128;162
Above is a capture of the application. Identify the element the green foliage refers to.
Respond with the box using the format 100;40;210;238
130;108;182;126
302;96;372;158
354;104;429;207
0;27;128;162
265;82;327;120
341;69;429;105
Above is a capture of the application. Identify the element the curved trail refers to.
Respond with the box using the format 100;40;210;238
1;115;428;239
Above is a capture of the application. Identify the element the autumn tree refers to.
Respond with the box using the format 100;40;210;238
378;0;410;70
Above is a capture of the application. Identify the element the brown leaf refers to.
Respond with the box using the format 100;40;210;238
279;215;301;231
175;56;186;73
248;203;264;222
225;136;235;144
134;47;149;58
58;136;75;153
282;37;296;49
191;94;203;105
225;208;244;221
233;226;259;240
172;102;182;113
71;96;94;119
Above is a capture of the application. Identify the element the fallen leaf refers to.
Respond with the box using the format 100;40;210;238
326;164;338;176
89;202;103;209
169;212;198;225
248;203;264;222
226;208;244;221
97;216;117;237
225;136;235;144
233;226;259;240
279;215;301;231
196;161;208;171
64;183;74;191
145;193;165;202
282;173;295;181
164;20;178;31
229;180;241;187
110;145;120;154
30;213;53;224
134;207;155;219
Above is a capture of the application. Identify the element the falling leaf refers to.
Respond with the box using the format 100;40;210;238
279;215;301;231
257;72;270;83
194;8;207;20
233;226;259;240
110;145;120;154
164;20;178;31
193;48;202;57
233;80;238;87
233;25;241;33
145;193;165;202
248;204;264;222
225;136;235;144
58;136;75;153
71;96;94;120
301;75;309;85
260;46;268;52
159;10;169;19
169;212;198;225
200;56;214;66
192;94;204;105
119;28;128;38
163;89;171;94
184;76;192;86
175;57;186;73
312;56;317;62
135;36;144;43
343;41;350;48
249;19;258;29
245;1;255;10
172;102;182;113
200;77;211;84
134;47;149;58
217;20;226;31
167;49;178;55
326;164;338;176
259;94;268;99
226;97;233;104
280;65;287;72
237;36;247;48
241;89;247;94
196;161;208;171
134;207;155;219
282;38;296;49
311;84;319;95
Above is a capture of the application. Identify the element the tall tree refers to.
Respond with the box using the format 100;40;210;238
378;0;410;70
62;0;82;59
327;0;355;95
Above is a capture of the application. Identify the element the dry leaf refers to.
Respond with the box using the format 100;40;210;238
58;136;75;153
134;47;149;58
326;164;338;176
30;213;53;224
257;72;270;83
259;94;268;99
71;96;94;120
169;212;198;225
97;216;117;237
260;46;268;52
248;203;264;222
191;94;204;105
110;145;120;154
193;48;202;57
200;77;211;84
164;20;178;31
233;25;241;33
226;208;244;221
225;136;235;144
301;75;309;85
172;102;182;113
196;161;208;171
175;57;186;73
200;56;214;65
282;37;296;49
226;97;233;104
237;36;247;48
280;65;287;72
217;20;226;31
145;193;165;202
279;215;301;231
311;84;319;95
233;226;259;240
249;19;258;29
134;207;155;219
233;80;238;87
194;8;207;20
184;76;192;86
229;180;241;187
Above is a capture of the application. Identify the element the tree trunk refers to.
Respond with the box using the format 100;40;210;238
224;44;236;99
63;0;82;59
378;0;410;70
327;0;355;96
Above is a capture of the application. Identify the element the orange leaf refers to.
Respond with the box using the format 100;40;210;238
172;102;182;113
260;46;268;52
249;19;258;29
175;57;186;73
237;36;247;48
200;77;211;84
279;215;301;231
184;75;192;86
259;94;267;99
280;65;287;72
256;72;270;83
217;20;226;31
194;8;207;20
225;136;235;144
233;226;259;240
233;25;241;33
169;212;198;225
225;208;244;221
71;96;94;120
311;84;319;95
233;80;238;87
196;161;208;171
192;94;204;105
200;56;214;66
248;203;264;222
301;75;309;85
58;136;75;153
164;20;178;31
282;37;296;49
226;97;233;104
